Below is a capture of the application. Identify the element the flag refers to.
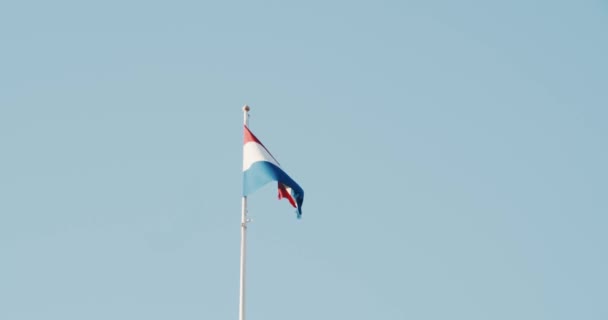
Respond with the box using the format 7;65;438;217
242;125;304;218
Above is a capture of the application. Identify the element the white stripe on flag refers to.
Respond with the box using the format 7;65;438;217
243;142;280;171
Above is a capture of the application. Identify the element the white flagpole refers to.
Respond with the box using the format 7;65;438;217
239;105;250;320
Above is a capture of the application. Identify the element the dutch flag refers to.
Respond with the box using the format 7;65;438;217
242;125;304;218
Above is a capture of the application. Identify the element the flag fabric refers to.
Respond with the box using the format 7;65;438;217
242;125;304;218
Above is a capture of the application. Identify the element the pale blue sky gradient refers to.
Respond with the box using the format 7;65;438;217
1;1;607;319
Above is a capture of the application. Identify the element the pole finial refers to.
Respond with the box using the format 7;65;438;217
242;105;250;126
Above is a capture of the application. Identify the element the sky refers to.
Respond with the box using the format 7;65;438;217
1;0;607;319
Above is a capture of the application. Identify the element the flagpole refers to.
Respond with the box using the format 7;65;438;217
239;105;250;320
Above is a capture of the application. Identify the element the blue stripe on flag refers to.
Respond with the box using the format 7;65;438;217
243;161;304;216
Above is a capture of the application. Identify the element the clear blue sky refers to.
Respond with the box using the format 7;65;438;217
1;1;607;319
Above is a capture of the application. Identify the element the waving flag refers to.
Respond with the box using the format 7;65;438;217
242;125;304;218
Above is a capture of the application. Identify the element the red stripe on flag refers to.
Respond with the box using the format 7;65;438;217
243;125;262;144
278;183;296;208
243;125;281;165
